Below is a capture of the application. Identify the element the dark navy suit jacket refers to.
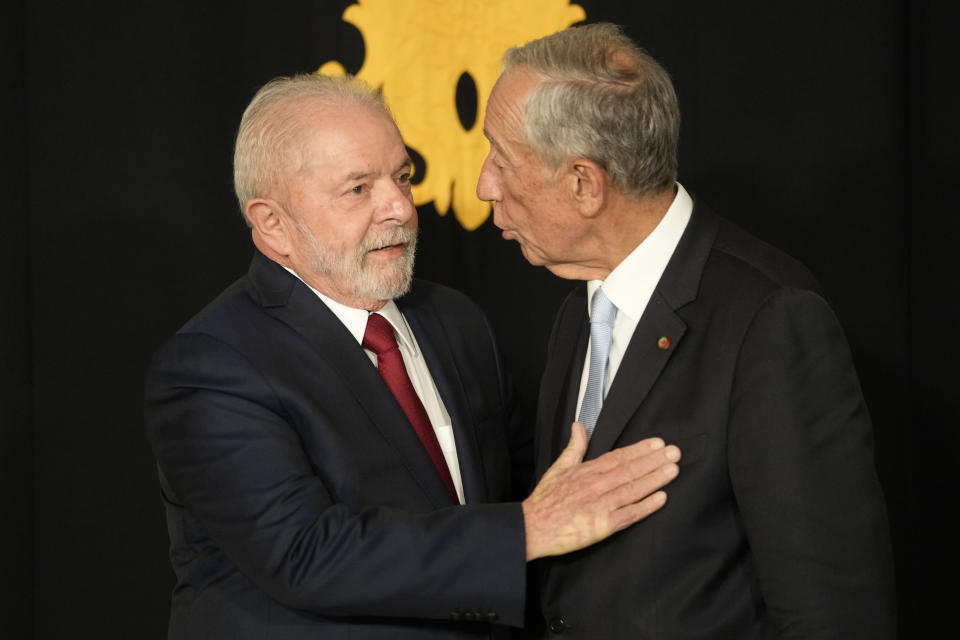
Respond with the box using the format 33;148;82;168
530;203;896;639
146;251;530;639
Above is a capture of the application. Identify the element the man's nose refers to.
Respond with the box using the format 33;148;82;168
377;183;416;224
476;155;500;202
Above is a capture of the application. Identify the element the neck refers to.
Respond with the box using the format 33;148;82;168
549;185;676;282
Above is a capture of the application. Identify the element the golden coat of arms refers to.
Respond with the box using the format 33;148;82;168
320;0;586;230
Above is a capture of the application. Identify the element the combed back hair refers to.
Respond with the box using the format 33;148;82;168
502;22;680;197
233;73;389;220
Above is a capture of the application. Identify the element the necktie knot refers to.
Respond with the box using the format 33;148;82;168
590;288;618;328
362;313;398;355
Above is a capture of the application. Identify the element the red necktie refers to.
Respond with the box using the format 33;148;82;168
362;313;458;503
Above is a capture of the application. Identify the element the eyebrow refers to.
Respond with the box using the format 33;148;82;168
395;157;413;174
482;130;501;155
341;168;375;183
481;131;510;165
339;157;412;184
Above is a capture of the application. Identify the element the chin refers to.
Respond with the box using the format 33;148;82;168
519;245;546;267
355;265;414;301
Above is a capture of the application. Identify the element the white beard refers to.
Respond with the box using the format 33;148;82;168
296;220;417;302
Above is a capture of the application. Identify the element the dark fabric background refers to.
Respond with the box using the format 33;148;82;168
1;1;955;637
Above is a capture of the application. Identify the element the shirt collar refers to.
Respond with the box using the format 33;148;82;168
586;183;693;321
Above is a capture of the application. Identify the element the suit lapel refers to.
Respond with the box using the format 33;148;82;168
399;294;489;504
245;252;455;508
585;292;686;457
584;203;718;456
536;286;589;476
538;290;688;462
538;204;720;460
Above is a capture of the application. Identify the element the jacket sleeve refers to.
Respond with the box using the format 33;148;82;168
727;288;896;638
145;330;527;625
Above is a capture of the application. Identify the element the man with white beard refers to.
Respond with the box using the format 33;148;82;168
145;73;682;640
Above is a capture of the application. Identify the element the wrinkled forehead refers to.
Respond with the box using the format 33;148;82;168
485;68;544;153
295;100;400;154
487;68;541;124
289;97;394;138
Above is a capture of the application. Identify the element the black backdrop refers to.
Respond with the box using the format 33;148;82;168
2;1;957;638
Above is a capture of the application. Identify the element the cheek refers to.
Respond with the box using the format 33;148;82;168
500;176;528;209
504;177;541;219
342;215;373;242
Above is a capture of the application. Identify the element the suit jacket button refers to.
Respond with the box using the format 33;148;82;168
485;610;499;622
548;616;568;633
463;611;476;621
449;609;462;621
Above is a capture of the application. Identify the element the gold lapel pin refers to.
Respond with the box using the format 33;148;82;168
657;336;671;350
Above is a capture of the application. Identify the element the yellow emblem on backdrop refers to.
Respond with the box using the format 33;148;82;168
319;0;586;230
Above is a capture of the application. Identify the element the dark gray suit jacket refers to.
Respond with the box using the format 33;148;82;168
146;251;530;639
531;203;896;639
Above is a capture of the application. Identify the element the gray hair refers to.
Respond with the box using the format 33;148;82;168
502;22;680;197
233;73;389;219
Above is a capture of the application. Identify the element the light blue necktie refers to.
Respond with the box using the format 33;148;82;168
578;288;618;438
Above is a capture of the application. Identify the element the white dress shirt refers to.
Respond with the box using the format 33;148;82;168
575;183;694;420
286;271;465;504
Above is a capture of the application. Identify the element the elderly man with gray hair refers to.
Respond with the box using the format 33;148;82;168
478;22;896;639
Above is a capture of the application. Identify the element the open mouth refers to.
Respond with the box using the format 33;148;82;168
369;242;405;252
366;241;408;258
364;227;416;258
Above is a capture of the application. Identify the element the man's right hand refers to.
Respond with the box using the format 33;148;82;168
522;422;681;561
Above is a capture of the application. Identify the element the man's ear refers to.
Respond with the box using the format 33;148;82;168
567;157;607;218
245;198;294;257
